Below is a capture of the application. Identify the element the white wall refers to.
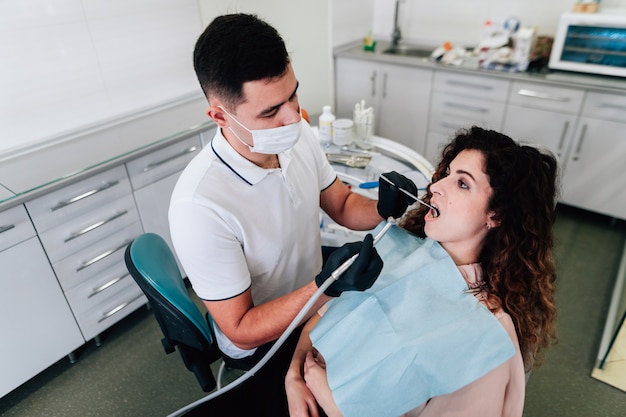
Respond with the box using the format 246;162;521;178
370;0;626;48
0;0;203;157
197;0;333;117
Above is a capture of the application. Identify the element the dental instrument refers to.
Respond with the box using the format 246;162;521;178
380;173;439;217
167;217;397;417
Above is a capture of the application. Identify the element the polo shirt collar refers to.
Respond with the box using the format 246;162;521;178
211;128;292;185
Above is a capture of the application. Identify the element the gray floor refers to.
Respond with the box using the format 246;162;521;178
1;204;625;417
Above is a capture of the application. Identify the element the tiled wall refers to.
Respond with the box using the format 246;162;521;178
0;0;202;156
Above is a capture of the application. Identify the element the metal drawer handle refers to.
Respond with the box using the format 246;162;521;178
517;89;570;102
557;121;570;157
88;272;130;298
142;146;198;172
443;101;488;113
598;102;626;111
0;224;15;234
97;293;144;323
446;80;493;90
76;240;131;272
441;121;464;130
51;181;120;212
572;124;587;162
65;211;128;243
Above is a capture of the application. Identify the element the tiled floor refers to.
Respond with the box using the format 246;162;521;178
1;204;626;417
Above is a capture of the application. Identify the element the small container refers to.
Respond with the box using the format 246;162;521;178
332;119;354;146
318;105;335;146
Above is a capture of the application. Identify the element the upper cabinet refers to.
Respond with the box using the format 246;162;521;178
335;56;432;153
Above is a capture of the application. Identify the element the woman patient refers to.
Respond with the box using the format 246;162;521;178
285;126;558;417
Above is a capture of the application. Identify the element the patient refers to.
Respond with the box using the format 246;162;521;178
285;126;558;417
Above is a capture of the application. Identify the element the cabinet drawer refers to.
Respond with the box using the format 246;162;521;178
53;222;143;292
429;92;506;134
65;262;135;315
74;284;146;341
583;91;626;122
508;81;584;114
0;205;36;251
38;195;139;263
26;165;132;233
126;135;201;190
434;71;510;102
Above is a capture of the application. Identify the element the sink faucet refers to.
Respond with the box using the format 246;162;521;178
391;0;402;47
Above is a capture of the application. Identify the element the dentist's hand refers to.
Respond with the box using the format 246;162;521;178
315;234;383;297
377;171;418;219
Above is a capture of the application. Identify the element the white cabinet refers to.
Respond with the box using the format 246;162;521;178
25;165;146;342
0;205;83;398
561;91;626;219
335;57;432;153
502;81;585;168
425;71;510;164
126;133;204;275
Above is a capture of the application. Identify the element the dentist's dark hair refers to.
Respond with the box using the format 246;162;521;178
402;126;558;371
193;13;290;109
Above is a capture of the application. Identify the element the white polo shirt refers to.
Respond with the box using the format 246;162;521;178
169;121;337;358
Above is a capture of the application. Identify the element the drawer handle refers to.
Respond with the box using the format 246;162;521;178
0;224;15;234
572;124;587;162
557;121;570;157
446;80;493;90
517;89;570;102
142;146;198;172
64;211;128;243
441;121;464;130
598;102;626;111
88;273;129;298
97;293;144;323
76;240;131;272
443;101;488;113
51;181;120;212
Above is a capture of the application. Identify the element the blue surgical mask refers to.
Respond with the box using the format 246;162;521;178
219;106;302;154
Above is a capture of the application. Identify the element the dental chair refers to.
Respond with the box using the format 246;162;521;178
124;233;226;392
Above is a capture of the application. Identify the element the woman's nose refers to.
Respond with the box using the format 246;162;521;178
430;177;445;195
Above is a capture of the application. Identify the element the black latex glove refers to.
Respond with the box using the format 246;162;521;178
377;171;418;219
315;234;383;297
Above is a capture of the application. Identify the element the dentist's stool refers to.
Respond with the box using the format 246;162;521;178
124;233;225;392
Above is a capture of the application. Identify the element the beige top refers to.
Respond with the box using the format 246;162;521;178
401;263;526;417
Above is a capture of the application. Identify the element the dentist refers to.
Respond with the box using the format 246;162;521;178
169;13;415;416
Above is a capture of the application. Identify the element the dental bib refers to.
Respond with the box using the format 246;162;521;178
310;224;515;417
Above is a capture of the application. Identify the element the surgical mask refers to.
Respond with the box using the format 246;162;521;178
219;106;302;154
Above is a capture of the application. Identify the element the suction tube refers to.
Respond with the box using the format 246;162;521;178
167;218;396;417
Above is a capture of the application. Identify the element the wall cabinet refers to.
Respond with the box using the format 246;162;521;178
502;81;585;168
335;57;432;153
561;91;626;219
424;71;510;164
0;205;83;398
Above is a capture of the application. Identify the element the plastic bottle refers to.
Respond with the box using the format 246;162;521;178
318;105;335;146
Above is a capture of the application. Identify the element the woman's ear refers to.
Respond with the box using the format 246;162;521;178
487;212;501;229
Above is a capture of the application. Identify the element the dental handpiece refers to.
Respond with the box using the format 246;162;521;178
329;217;396;281
379;174;439;217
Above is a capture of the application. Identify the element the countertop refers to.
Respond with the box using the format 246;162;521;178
334;40;626;93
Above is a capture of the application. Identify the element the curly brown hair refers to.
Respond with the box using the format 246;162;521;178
402;126;558;370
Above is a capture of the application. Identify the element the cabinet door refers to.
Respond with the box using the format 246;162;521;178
562;118;626;220
335;57;380;120
502;104;577;166
0;237;84;398
378;64;432;153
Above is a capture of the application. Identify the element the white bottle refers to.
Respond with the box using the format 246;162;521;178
318;105;335;146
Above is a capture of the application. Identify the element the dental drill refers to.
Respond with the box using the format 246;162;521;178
167;217;397;417
380;173;439;217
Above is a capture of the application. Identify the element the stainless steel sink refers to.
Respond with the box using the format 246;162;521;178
382;45;433;59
